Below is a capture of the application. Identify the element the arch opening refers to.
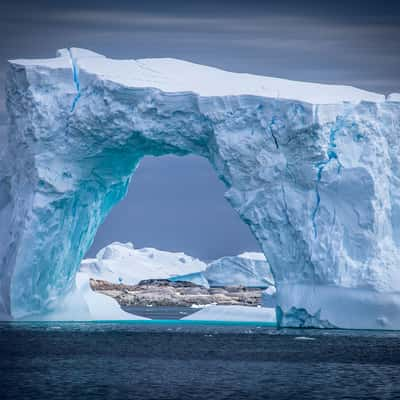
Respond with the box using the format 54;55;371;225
86;154;261;261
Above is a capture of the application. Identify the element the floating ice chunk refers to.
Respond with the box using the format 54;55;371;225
183;305;276;323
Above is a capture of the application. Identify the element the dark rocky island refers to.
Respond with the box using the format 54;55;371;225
90;278;263;307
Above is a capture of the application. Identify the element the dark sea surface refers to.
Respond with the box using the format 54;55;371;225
1;320;400;400
121;305;199;319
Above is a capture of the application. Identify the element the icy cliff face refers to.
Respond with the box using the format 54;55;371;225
38;271;143;321
2;48;400;328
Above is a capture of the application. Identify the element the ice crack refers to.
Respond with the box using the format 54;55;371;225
269;117;279;149
312;125;342;237
67;48;81;112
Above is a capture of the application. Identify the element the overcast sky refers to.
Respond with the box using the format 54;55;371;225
1;0;399;259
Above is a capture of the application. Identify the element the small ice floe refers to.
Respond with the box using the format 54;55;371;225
190;303;214;308
294;336;316;341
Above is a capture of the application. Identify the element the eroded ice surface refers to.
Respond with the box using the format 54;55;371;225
2;48;400;328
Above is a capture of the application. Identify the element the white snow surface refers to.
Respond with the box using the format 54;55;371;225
238;252;267;261
80;242;207;285
184;305;276;323
3;48;400;329
11;48;384;105
388;93;400;102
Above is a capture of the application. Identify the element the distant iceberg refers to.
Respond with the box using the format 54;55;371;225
203;252;274;288
81;242;274;290
77;243;275;321
80;242;207;285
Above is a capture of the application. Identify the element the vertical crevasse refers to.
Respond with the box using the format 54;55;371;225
311;123;342;237
67;48;81;112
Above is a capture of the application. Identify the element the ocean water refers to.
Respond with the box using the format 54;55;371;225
1;321;400;400
121;305;200;319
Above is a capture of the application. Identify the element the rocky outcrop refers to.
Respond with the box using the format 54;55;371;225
90;278;262;307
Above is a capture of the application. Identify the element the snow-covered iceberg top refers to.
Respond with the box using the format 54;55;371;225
80;242;273;290
80;242;207;285
77;243;275;322
387;93;400;102
10;48;385;105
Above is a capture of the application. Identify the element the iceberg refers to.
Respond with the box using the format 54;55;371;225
169;272;210;288
17;270;144;321
80;244;271;290
204;252;273;288
81;245;272;315
39;271;145;321
2;48;400;328
183;305;276;323
80;241;206;285
170;251;272;289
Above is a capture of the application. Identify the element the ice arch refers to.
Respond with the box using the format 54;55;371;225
2;48;400;328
